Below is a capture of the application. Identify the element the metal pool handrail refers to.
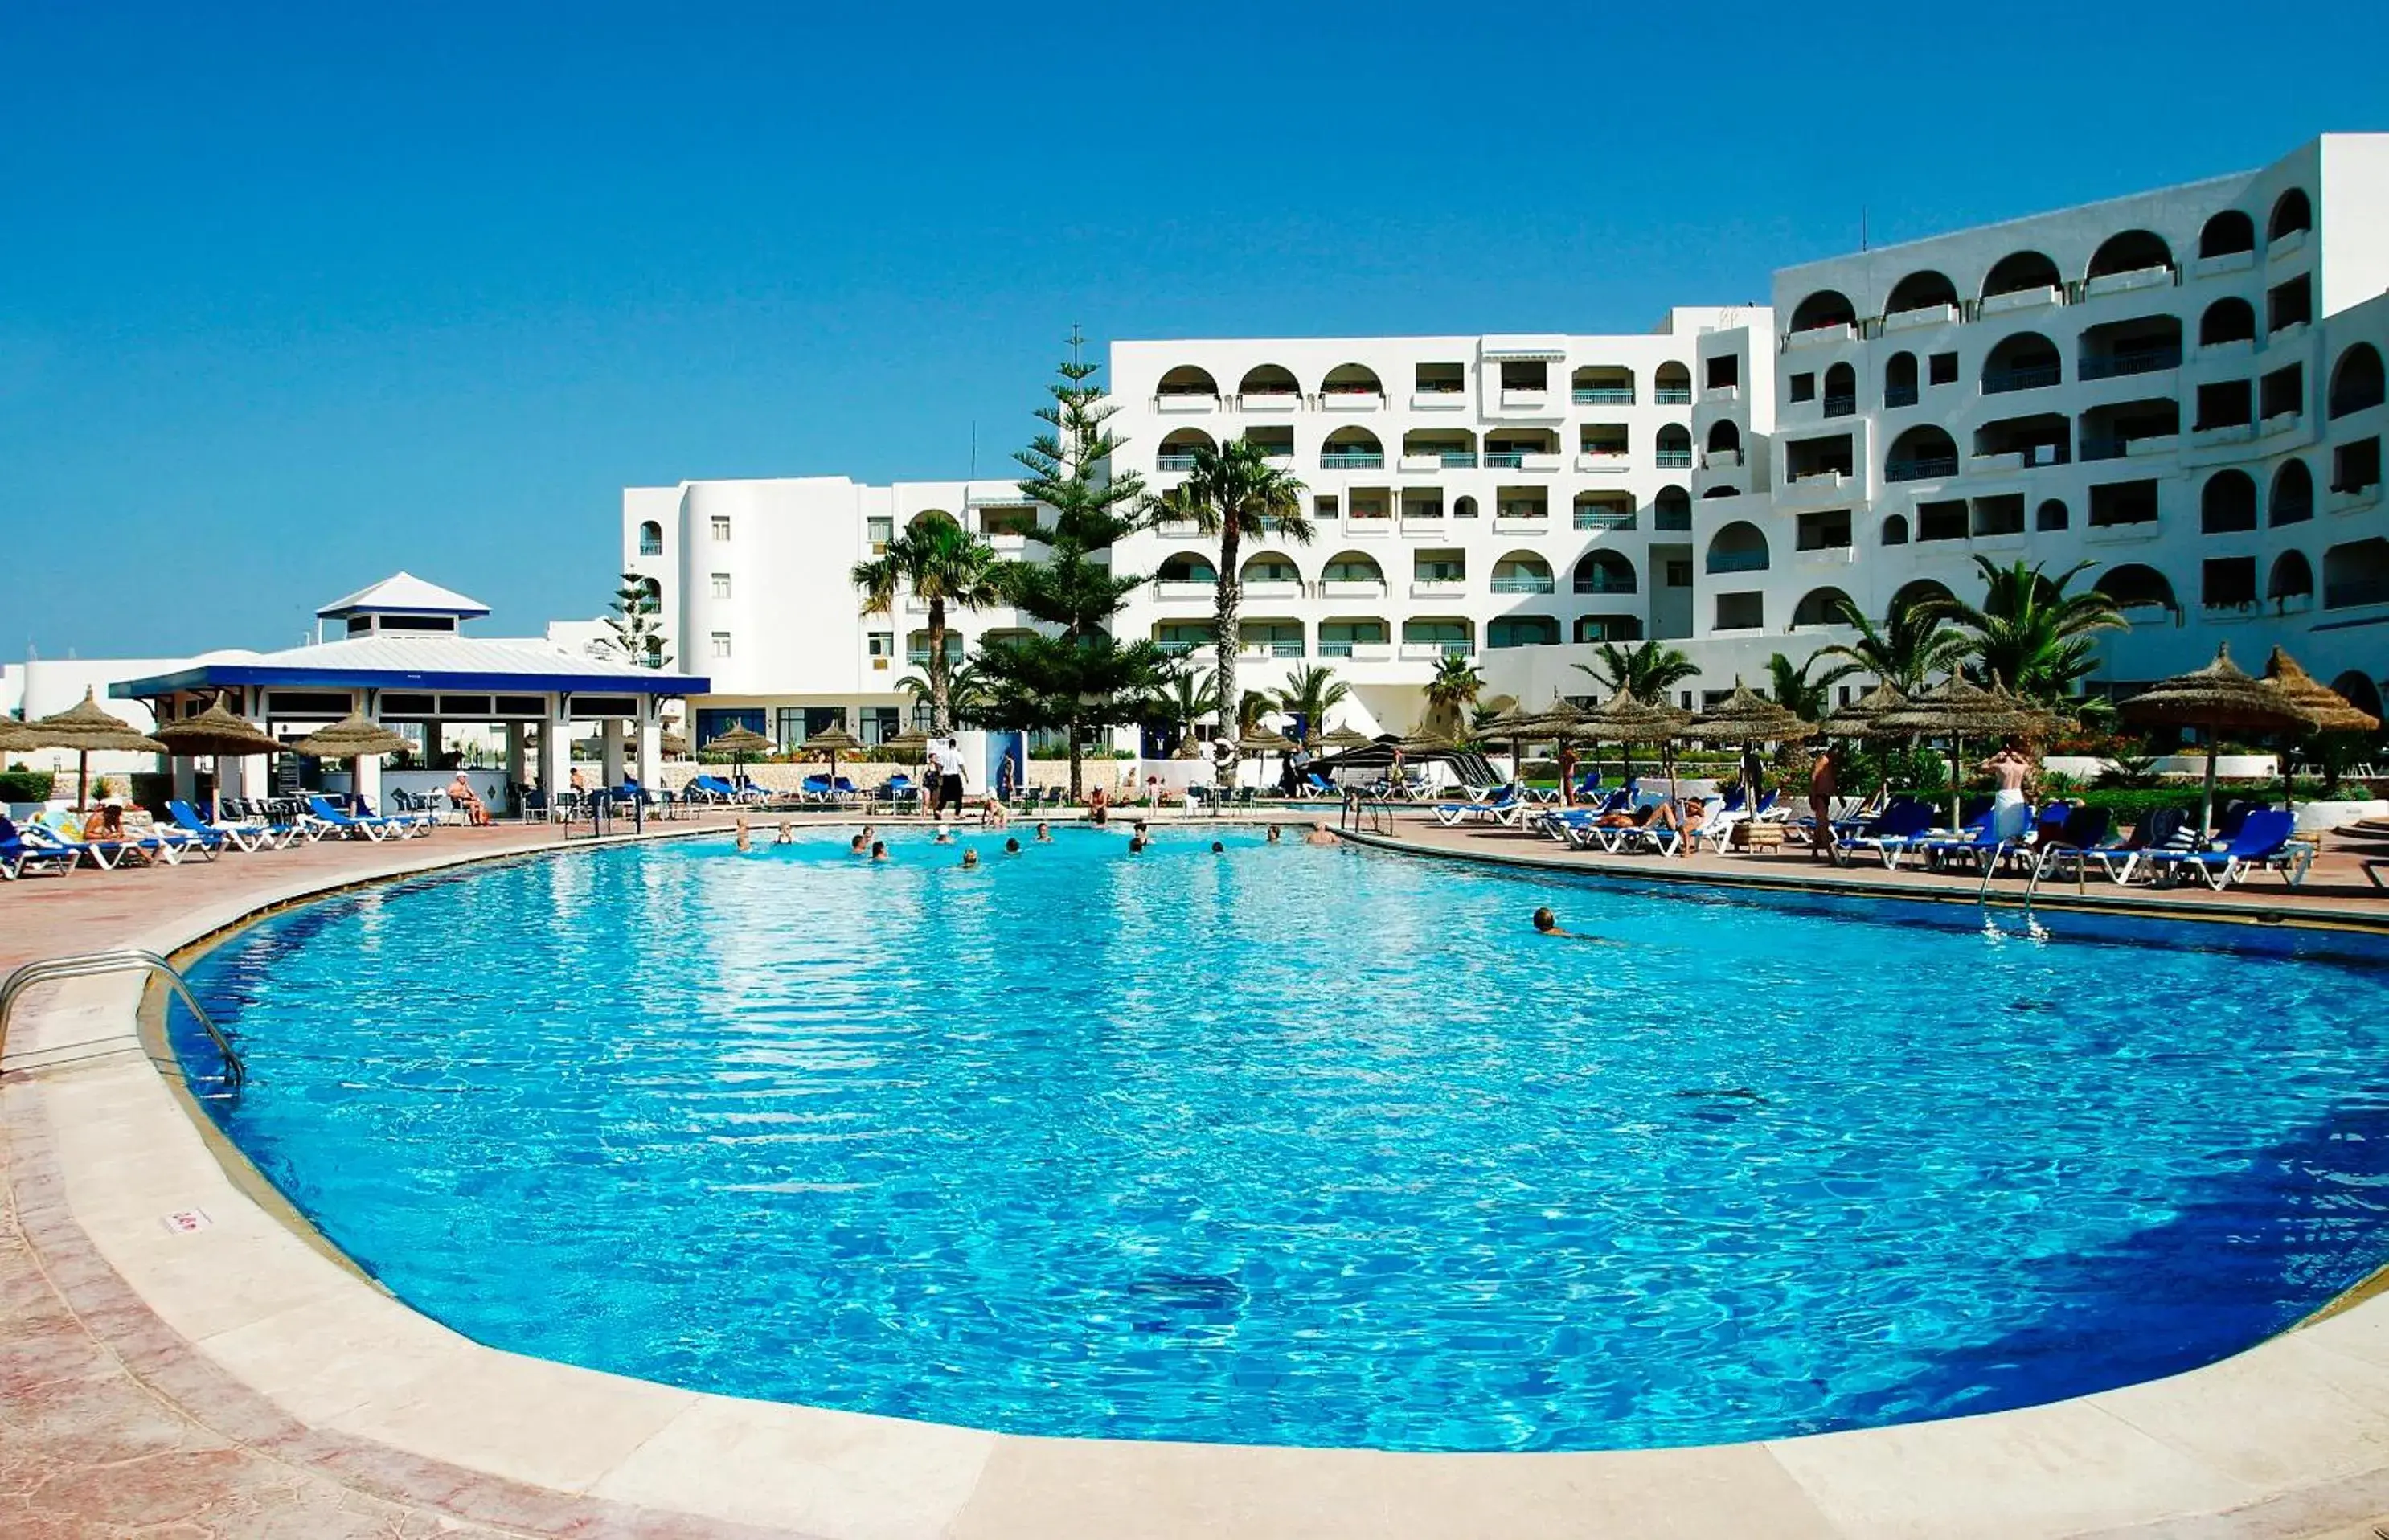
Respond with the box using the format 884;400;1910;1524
0;949;246;1092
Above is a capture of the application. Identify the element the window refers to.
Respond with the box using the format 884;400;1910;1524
1789;372;1817;403
2335;437;2383;494
2194;380;2252;431
1453;495;1479;519
637;520;662;556
2089;480;2161;527
1917;500;1968;542
710;631;732;658
1664;559;1694;588
867;632;892;657
710;571;732;599
710;515;732;542
1313;494;1338;520
867;515;893;547
1414;551;1465;582
1928;352;1958;387
2272;460;2314;525
2202;472;2257;534
1705;355;1740;391
774;707;804;747
2268;275;2312;334
1884;352;1919;408
2261;364;2304;420
1796;510;1851;550
1971;495;2025;537
1881;514;1910;545
1713;592;1763;629
2203;557;2257;610
2036;498;2069;532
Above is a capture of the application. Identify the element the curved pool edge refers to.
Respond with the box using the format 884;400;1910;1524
11;831;2389;1538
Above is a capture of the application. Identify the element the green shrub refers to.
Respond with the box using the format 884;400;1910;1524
0;769;55;803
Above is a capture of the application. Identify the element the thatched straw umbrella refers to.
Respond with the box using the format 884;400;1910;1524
152;698;283;820
703;723;774;788
2263;647;2379;735
1690;681;1814;804
1574;691;1692;803
2120;644;2319;833
288;712;409;810
1236;727;1300;797
660;730;690;760
1819;682;1907;739
802;725;865;797
1322;723;1371;751
1878;678;2073;829
16;688;166;809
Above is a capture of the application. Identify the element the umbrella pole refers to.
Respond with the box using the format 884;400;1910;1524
78;749;90;812
2200;728;2219;836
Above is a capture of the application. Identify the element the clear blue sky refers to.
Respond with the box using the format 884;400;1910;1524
6;2;2383;657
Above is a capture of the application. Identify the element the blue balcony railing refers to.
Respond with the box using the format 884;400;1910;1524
1982;362;2061;394
1415;450;1476;468
1822;393;1856;417
2079;349;2180;381
1490;575;1555;594
1653;507;1693;531
1883;454;1958;482
1883;385;1919;408
1573;576;1637;594
1653;387;1692;405
1654;449;1694;469
1482;452;1525;469
1320;451;1383;469
1574;510;1637;530
1706;551;1769;575
1572;387;1635;404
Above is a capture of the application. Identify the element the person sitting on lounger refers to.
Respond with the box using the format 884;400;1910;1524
447;773;492;827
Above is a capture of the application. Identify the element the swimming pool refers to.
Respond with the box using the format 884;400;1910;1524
176;825;2389;1452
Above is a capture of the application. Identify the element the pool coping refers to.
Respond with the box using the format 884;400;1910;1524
10;830;2389;1537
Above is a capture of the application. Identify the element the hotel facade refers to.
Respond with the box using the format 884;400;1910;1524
618;136;2389;751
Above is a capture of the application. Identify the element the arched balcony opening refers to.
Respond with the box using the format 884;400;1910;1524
1706;521;1769;575
2036;498;2070;532
2324;539;2389;610
1790;587;1853;629
2092;563;2178;615
2330;343;2385;420
1490;551;1555;595
1981;331;2062;394
1880;514;1911;546
1453;494;1479;520
637;520;663;556
1883;351;1920;408
2272;459;2315;525
1884;270;1959;317
1705;419;1742;454
1156;427;1217;472
2198;211;2256;259
1488;616;1561;650
2267;551;2313;607
1319;551;1385;590
635;575;662;603
1891;580;1955;615
1653;362;1692;404
1240;553;1302;588
2086;230;2175;284
1981;250;2061;299
2268;188;2313;243
908;508;958;530
1571;365;1635;405
1789;289;1857;334
1652;485;1692;530
2201;469;2257;534
1320;362;1383;399
1154;551;1219;584
1885;424;1958;483
1822;362;1856;417
1320;425;1383;469
2330;670;2384;720
1157;365;1219;399
1654;424;1693;468
1238;363;1298;398
2199;298;2256;348
1573;550;1637;595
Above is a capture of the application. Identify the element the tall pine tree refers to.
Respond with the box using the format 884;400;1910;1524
969;337;1166;798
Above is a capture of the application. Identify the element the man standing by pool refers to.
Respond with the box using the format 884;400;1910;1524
928;737;967;820
1807;742;1837;864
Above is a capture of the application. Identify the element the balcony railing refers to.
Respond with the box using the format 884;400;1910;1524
1572;576;1636;594
1156;453;1195;472
1408;450;1475;468
1981;362;2061;395
1883;385;1919;408
1654;449;1693;469
2326;580;2389;609
1482;452;1526;469
1240;641;1305;659
1318;641;1356;658
1490;575;1555;594
1653;387;1692;405
2079;348;2181;381
1822;393;1856;417
1707;551;1769;574
1320;451;1383;469
1653;506;1692;531
1571;387;1635;404
1883;455;1958;482
1155;641;1199;657
1574;509;1637;530
1401;641;1474;659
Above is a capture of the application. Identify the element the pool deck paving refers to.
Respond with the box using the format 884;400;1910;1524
5;809;2389;1538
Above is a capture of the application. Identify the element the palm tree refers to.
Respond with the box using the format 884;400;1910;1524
898;657;993;730
1272;663;1351;747
1938;557;2127;703
1817;592;1971;694
1145;663;1220;755
851;520;1003;733
1141;440;1309;756
1421;653;1484;738
1764;649;1858;723
1574;639;1699;704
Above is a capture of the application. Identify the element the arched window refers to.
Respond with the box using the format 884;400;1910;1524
1884;351;1919;407
1240;553;1301;584
1238;363;1298;397
2199;298;2256;348
2086;231;2174;281
2272;459;2315;525
2267;551;2314;605
2268;189;2313;243
1981;332;2062;394
2198;211;2256;259
2201;469;2257;534
1789;289;1857;332
1321;362;1383;397
908;507;958;530
1320;551;1385;585
1490;551;1555;594
1881;514;1911;546
1706;419;1742;454
2330;670;2384;720
1981;251;2061;298
2324;539;2389;610
1891;579;1955;612
1157;365;1218;398
1701;485;1740;500
2330;344;2385;419
2036;498;2069;532
1453;494;1479;519
2093;563;2178;613
1791;587;1853;628
1706;521;1768;575
1822;362;1856;414
1885;271;1958;316
635;575;662;602
1655;424;1692;463
1320;426;1383;467
1885;425;1958;482
1157;427;1216;470
1156;552;1219;583
1572;550;1637;594
1653;362;1691;402
1653;485;1691;530
637;520;662;556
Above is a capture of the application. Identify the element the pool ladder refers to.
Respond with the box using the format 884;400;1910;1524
1974;844;2053;942
0;950;247;1096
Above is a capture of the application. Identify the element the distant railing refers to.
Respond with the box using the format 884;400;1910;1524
1574;510;1637;530
1653;387;1693;405
1706;551;1770;574
1321;451;1383;469
1652;507;1693;531
1482;452;1525;469
2079;348;2180;380
1572;387;1635;404
1822;393;1856;417
1490;575;1555;594
1883;385;1920;408
1883;455;1959;482
1573;576;1637;593
1156;453;1195;471
1654;449;1694;468
2325;580;2389;609
1982;362;2061;394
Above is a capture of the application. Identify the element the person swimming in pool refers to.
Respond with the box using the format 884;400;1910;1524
849;833;867;855
1211;840;1225;854
932;826;954;845
1004;837;1021;854
961;847;980;869
1303;824;1337;846
869;840;889;861
1034;821;1052;843
734;814;752;853
1265;824;1282;844
1532;906;1619;944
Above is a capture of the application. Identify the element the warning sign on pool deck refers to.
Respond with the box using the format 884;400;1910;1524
158;1209;213;1235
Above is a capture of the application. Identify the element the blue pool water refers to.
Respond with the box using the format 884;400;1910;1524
176;826;2389;1452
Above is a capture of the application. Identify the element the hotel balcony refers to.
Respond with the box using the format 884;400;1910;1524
1152;580;1217;602
1653;386;1692;406
1320;450;1384;469
1575;451;1630;473
1654;448;1693;469
1572;387;1635;405
1399;452;1477;472
1410;579;1469;599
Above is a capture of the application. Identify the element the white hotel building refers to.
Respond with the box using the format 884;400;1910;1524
621;135;2389;751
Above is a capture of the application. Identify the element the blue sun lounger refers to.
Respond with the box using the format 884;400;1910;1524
305;793;408;841
2137;809;2311;889
1829;801;1937;868
0;815;81;879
